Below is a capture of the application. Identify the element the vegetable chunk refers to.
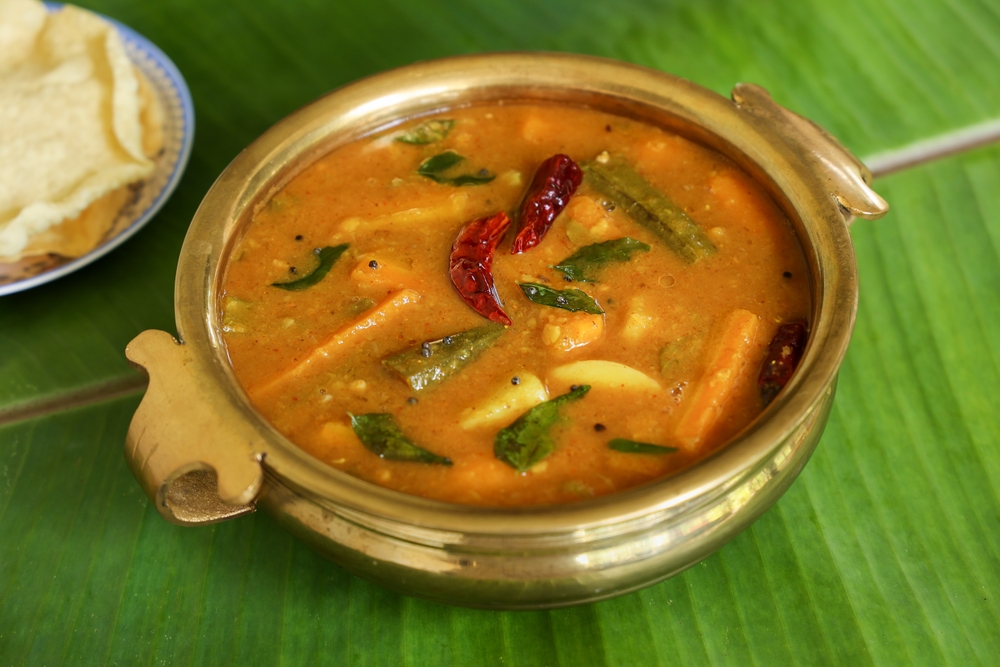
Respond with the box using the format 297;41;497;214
583;156;716;262
621;296;657;342
548;360;661;392
459;373;550;430
338;192;475;233
566;196;613;228
673;309;760;451
541;312;605;352
350;255;417;289
395;119;455;145
249;289;421;400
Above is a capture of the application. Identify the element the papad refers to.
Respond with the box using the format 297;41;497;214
0;0;156;259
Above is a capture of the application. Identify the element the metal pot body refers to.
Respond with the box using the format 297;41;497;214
124;53;886;609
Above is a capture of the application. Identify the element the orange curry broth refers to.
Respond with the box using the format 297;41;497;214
221;103;810;506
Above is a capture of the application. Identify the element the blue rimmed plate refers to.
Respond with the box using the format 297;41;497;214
0;5;194;296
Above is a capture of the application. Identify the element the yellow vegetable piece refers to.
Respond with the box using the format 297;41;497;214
709;171;774;235
548;360;661;393
459;373;549;430
521;113;559;143
565;196;609;227
543;313;605;352
621;297;657;342
339;192;473;233
315;422;364;463
564;197;619;241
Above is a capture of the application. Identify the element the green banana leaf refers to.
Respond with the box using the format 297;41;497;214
2;0;999;664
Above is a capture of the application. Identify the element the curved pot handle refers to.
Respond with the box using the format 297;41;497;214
732;83;889;223
125;330;264;525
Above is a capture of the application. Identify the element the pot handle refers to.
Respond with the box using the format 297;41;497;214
125;330;264;525
732;83;889;223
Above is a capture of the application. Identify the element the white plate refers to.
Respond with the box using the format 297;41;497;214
0;5;195;296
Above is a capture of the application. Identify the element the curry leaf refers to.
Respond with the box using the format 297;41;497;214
417;151;495;185
349;413;452;465
517;282;604;314
553;237;651;282
494;385;590;471
270;244;348;291
445;172;496;186
418;150;464;174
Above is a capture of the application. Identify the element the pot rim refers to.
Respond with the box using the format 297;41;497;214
172;52;879;535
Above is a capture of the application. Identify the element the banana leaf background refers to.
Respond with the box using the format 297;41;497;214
2;0;999;664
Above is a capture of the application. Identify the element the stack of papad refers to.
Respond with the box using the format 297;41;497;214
0;0;163;265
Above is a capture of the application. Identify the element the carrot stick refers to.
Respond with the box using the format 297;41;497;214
673;309;760;451
248;289;421;401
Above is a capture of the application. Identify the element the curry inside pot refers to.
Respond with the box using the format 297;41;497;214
220;102;811;507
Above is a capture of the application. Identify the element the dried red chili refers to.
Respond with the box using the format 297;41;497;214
510;154;583;254
758;320;809;405
449;211;513;325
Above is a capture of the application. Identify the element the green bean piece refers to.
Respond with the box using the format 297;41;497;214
494;385;590;472
382;325;505;392
582;157;716;262
221;296;251;334
608;438;678;455
552;237;651;282
659;335;702;376
517;282;604;314
349;413;452;465
270;244;348;291
346;296;377;316
395;119;456;144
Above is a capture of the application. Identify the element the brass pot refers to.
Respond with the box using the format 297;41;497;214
124;53;887;609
